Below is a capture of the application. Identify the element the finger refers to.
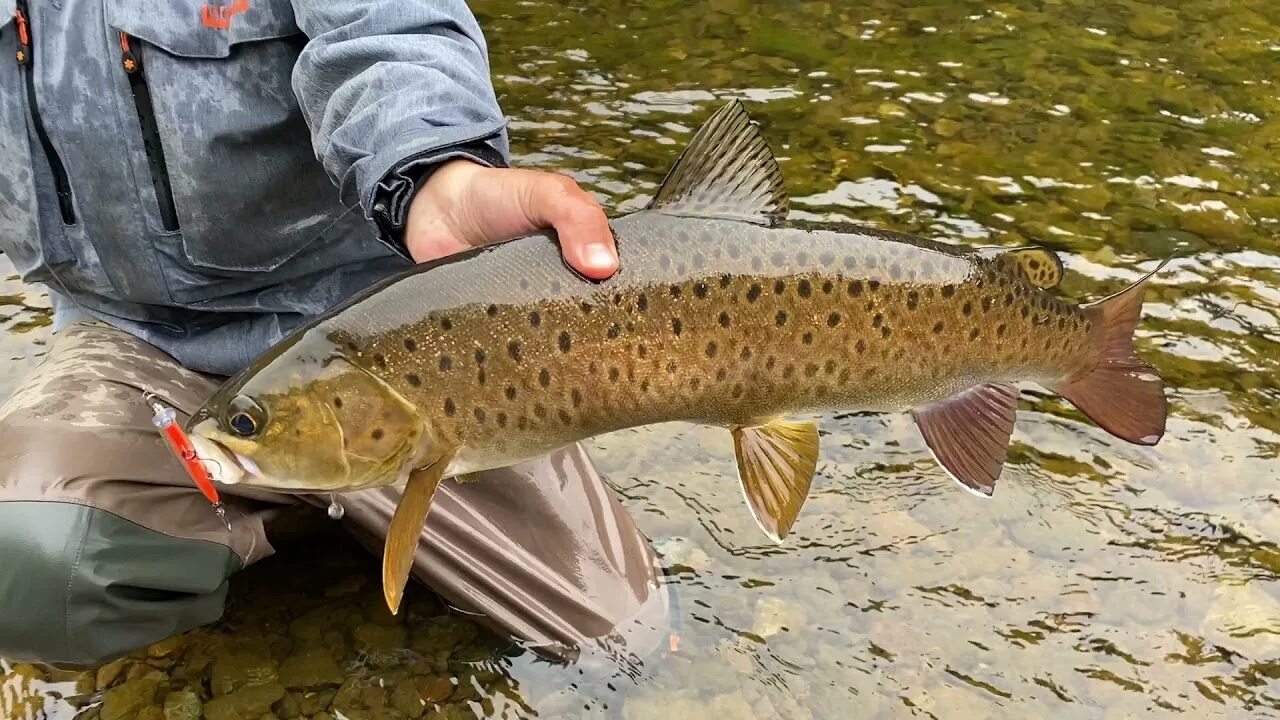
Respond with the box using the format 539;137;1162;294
525;174;619;281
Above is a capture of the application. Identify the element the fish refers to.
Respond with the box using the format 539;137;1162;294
186;100;1169;613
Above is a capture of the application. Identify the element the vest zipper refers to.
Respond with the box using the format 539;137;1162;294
120;33;180;232
15;0;76;225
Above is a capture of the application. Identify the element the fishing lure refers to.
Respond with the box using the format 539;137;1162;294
145;392;230;530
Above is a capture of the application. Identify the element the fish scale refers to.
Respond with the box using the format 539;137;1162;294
188;100;1169;614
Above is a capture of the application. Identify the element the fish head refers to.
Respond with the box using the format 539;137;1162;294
187;347;429;493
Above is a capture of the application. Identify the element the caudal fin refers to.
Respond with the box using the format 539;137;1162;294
1056;260;1171;445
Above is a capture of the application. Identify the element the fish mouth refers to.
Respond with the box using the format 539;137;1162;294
187;422;259;486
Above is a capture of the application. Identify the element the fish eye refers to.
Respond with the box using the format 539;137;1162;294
225;396;266;438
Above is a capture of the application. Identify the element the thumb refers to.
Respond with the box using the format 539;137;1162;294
511;170;619;281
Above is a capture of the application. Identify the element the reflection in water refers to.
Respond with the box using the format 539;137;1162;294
4;0;1280;718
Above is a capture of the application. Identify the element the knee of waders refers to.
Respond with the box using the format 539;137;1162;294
0;501;242;666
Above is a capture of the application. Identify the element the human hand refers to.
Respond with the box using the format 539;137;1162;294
403;159;619;280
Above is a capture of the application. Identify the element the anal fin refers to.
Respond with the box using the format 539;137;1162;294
911;383;1019;496
383;460;450;614
731;419;819;542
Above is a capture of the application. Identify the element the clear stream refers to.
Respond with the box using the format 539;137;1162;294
3;1;1278;718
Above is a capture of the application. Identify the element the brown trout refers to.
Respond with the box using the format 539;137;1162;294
187;101;1168;613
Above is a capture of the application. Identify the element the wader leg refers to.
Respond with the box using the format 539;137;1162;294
0;322;293;666
329;445;674;662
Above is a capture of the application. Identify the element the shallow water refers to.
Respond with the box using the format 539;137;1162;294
3;0;1279;718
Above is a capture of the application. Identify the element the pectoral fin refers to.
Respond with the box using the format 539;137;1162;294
382;460;450;615
731;419;819;542
911;383;1019;496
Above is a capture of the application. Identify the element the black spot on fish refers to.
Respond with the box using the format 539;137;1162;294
933;321;944;334
693;252;706;269
558;409;573;425
867;256;878;269
776;311;788;326
440;317;452;331
838;368;851;383
571;389;583;407
719;312;731;328
766;356;777;370
517;417;528;430
802;332;814;345
719;274;732;289
637;294;648;312
670;285;682;299
1021;305;1031;319
706;341;718;358
716;368;727;381
660;255;671;270
535;404;548;419
728;245;741;259
941;285;955;298
873;314;883;328
496;412;508;428
529;311;541;327
551;280;562;293
1028;259;1041;270
539;369;551;387
820;251;835;266
558;332;572;353
844;256;857;269
693;282;709;299
962;301;973;316
520;278;530;290
1004;292;1014;307
822;280;834;294
751;256;763;271
373;353;386;368
856;340;866;354
740;347;752;361
828;313;841;327
486;305;498;317
607;323;621;339
371;428;383;440
997;323;1007;337
666;360;678;374
638;344;648;358
406;373;422;387
805;363;818;377
474;408;486;423
443;398;455;416
508;341;522;362
672;318;683;336
475;349;486;364
613;293;624;306
797;252;809;265
608;367;620;382
907;291;919;310
774;280;786;295
580;300;593;314
869;280;881;292
439;356;452;372
889;264;902;280
746;284;762;302
969;328;980;341
477;368;486;385
881;326;892;339
505;386;517;401
824;360;836;375
1058;317;1067;330
849;280;863;297
982;297;993;312
404;338;417;352
798;279;812;298
732;384;744;398
771;252;786;267
333;397;343;409
782;365;795;379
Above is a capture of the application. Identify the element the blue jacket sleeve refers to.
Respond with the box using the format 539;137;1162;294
289;0;511;247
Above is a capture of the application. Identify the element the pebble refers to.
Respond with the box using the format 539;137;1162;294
210;649;279;696
161;690;201;720
96;659;129;691
202;682;286;720
278;645;345;689
100;678;162;720
353;623;408;655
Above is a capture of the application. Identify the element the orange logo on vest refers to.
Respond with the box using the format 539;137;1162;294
200;0;249;30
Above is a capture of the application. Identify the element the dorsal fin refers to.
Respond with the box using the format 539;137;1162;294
645;100;789;225
979;246;1064;289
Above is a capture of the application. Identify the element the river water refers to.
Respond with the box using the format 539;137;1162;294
3;1;1277;718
